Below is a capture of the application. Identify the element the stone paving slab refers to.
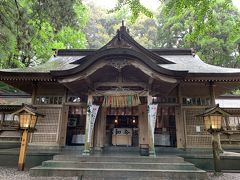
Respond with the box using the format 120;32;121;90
1;166;240;180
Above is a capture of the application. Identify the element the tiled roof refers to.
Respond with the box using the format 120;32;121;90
160;55;240;74
2;53;240;75
0;56;81;73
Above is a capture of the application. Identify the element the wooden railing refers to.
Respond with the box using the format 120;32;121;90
0;121;19;131
221;130;240;145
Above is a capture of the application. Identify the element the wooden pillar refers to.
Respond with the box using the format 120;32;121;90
93;108;100;149
18;129;29;171
29;82;37;143
138;105;148;145
58;105;69;146
83;95;93;155
209;81;216;106
45;87;67;147
99;107;107;148
176;84;186;149
0;112;4;127
31;82;37;105
101;107;107;147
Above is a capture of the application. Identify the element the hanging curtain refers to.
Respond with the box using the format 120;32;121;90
102;94;140;107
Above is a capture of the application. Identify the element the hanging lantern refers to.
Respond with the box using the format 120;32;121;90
114;116;118;124
132;116;136;124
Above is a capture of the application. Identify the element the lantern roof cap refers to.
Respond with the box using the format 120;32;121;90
12;104;45;117
197;104;231;117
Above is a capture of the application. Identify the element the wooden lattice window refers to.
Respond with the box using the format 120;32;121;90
0;113;19;130
184;108;211;147
35;96;63;105
30;107;61;144
183;97;211;106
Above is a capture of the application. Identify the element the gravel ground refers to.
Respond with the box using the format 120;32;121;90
0;167;78;180
1;166;240;180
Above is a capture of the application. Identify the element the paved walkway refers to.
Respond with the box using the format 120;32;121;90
0;166;240;180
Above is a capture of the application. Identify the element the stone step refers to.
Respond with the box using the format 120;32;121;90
30;166;207;179
30;155;208;179
53;155;185;163
42;160;198;170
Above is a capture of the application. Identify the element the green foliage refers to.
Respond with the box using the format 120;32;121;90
0;0;88;68
112;0;153;22
126;16;158;48
115;0;237;42
31;0;87;32
84;2;157;49
156;1;240;67
84;3;113;48
162;0;216;37
235;89;240;95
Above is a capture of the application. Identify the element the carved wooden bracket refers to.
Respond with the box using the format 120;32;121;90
108;59;130;70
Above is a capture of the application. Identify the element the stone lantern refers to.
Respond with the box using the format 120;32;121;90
197;104;230;173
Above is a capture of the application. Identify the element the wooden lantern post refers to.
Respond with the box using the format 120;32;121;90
197;104;230;174
18;128;29;171
12;104;44;171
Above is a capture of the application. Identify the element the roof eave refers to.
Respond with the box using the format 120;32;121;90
0;71;56;81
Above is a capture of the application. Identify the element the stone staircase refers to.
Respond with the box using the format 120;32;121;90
30;154;208;179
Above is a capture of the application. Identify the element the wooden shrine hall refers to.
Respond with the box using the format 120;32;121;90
1;24;240;154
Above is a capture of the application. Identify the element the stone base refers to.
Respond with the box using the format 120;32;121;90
149;150;156;157
82;150;90;156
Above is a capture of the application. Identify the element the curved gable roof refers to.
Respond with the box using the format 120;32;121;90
50;48;188;78
72;25;173;65
51;25;188;78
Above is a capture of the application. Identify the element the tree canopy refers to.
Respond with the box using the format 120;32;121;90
84;0;240;67
156;1;240;67
0;0;239;69
0;0;88;68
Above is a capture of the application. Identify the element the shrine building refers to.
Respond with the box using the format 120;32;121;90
1;24;240;154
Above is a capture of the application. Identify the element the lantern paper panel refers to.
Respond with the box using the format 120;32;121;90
204;114;222;130
30;115;37;129
19;113;31;129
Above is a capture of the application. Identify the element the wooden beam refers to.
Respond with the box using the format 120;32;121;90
131;61;178;83
94;82;147;89
58;60;178;84
85;77;94;91
148;77;153;92
58;61;106;83
209;81;216;106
